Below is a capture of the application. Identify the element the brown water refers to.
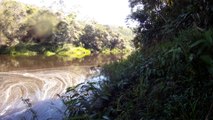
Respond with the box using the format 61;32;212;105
0;54;123;72
0;54;123;119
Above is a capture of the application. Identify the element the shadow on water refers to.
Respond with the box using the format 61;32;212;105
0;54;123;119
0;98;66;120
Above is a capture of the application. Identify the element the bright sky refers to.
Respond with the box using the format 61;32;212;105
16;0;131;26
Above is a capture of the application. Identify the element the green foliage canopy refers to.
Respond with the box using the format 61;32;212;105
129;0;213;47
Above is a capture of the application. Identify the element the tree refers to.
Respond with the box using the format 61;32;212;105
129;0;213;47
79;24;127;52
0;0;27;45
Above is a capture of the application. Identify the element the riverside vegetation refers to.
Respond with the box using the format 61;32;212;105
64;0;213;120
65;29;213;120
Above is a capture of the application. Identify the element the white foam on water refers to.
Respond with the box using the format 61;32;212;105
0;66;92;119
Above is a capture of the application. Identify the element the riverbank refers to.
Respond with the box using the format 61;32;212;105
0;42;133;61
0;43;91;58
65;29;213;119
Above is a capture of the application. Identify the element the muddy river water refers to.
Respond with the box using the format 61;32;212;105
0;54;123;119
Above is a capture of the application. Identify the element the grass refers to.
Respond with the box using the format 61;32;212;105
44;51;56;56
10;50;37;56
57;46;91;58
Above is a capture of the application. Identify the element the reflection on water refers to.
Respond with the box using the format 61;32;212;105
0;54;124;72
0;54;123;119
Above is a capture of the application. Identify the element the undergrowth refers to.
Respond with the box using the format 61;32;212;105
65;29;213;120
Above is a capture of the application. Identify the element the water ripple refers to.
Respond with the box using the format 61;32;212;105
0;66;91;117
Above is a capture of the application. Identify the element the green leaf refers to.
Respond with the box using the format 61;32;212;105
65;99;78;105
189;40;204;49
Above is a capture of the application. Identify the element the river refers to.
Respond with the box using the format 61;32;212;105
0;54;123;119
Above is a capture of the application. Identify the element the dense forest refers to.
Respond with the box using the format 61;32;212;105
0;0;134;58
64;0;213;120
